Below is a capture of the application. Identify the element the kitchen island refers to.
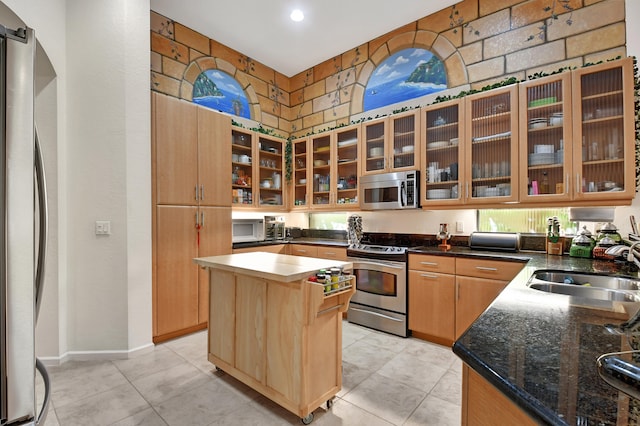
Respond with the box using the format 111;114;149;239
194;252;354;424
448;251;640;425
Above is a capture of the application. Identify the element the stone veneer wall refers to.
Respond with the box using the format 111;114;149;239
150;0;626;138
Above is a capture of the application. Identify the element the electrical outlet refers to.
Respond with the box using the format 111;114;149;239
95;220;111;235
456;221;464;233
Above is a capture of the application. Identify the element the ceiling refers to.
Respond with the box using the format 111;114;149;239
150;0;459;77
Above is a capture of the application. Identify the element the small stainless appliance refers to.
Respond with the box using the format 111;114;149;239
359;171;419;210
346;244;408;337
231;218;265;243
264;215;286;241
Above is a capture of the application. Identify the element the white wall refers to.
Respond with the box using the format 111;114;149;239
1;0;152;360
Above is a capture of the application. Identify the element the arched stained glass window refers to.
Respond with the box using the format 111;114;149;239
364;48;447;111
192;69;250;119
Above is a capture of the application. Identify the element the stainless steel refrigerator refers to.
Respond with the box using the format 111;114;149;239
0;24;49;426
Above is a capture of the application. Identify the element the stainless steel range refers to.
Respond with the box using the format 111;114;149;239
346;244;408;337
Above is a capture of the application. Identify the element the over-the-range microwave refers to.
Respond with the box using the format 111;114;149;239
359;170;419;210
232;218;265;243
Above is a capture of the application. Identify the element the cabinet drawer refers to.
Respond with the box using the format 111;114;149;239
455;258;524;281
409;254;456;274
316;246;347;261
288;244;318;257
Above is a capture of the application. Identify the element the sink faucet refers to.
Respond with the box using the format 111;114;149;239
605;241;640;269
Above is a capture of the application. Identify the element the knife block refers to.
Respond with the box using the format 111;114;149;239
546;238;563;256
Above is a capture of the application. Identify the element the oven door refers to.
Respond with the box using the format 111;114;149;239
348;258;406;314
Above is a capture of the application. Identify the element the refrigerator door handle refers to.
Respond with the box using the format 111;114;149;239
34;127;48;321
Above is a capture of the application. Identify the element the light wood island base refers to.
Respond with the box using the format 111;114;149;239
194;253;354;424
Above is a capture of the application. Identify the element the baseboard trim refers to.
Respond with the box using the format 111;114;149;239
37;342;155;366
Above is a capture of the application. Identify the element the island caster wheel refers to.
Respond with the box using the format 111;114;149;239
301;413;314;425
326;398;334;409
215;366;225;375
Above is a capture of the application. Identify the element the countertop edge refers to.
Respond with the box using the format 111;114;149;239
452;340;569;426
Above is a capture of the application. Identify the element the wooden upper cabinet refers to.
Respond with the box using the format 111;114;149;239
290;137;310;210
153;92;231;207
421;99;465;206
361;110;420;175
571;57;635;203
198;107;231;207
256;134;286;209
464;85;519;205
154;93;199;205
518;72;573;203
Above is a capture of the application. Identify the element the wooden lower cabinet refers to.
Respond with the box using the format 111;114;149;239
206;268;354;422
232;244;286;254
155;206;199;337
408;270;455;345
462;364;537;426
455;276;508;338
316;246;347;261
154;205;231;342
408;254;524;344
288;244;319;257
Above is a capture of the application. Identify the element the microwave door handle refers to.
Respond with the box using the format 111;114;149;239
400;181;406;207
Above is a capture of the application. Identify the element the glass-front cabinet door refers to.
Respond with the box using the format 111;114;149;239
361;111;419;175
571;57;635;202
231;129;254;207
421;99;464;206
335;124;360;208
310;133;333;208
256;134;285;209
390;110;420;171
519;72;573;203
291;137;309;210
464;85;519;204
362;118;387;174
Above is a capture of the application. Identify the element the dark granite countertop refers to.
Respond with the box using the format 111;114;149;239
443;250;640;425
232;238;349;250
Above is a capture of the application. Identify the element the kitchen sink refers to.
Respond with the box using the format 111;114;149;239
527;270;640;302
528;282;639;302
531;270;640;291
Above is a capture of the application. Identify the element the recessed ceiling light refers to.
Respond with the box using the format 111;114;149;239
290;9;304;22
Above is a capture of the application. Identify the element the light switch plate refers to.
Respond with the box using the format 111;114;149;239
95;220;111;235
456;221;464;233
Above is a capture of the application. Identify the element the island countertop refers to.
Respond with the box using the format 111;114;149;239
194;252;352;283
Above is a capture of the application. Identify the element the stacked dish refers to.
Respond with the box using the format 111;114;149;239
529;117;547;129
534;144;554;153
427;188;451;199
427;141;449;149
549;112;563;126
369;147;384;157
528;152;556;165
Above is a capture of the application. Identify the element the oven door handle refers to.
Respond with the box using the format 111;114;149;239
349;261;405;270
350;307;404;322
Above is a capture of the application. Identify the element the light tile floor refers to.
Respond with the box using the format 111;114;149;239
39;321;462;425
